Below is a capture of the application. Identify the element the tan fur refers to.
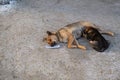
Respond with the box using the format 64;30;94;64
43;21;114;50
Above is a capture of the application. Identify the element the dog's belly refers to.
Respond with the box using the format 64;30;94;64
72;27;84;39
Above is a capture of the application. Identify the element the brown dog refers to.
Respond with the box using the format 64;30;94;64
43;21;114;50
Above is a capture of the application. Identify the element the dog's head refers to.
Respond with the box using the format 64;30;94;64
82;27;109;52
82;27;98;40
43;31;59;46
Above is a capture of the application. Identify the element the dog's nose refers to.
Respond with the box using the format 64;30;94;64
51;42;57;47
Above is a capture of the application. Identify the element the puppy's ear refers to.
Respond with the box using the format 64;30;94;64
43;37;47;42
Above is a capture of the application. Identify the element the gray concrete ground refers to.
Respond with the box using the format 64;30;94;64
0;0;120;80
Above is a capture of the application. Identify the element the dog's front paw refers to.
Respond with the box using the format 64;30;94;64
78;45;86;50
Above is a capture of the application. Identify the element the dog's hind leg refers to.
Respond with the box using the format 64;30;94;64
91;25;114;36
89;26;114;36
100;30;114;36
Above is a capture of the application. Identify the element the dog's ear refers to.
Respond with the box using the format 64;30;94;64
46;31;56;35
43;37;47;42
46;31;53;35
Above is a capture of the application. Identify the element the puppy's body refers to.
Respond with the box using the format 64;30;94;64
82;27;110;52
43;21;114;51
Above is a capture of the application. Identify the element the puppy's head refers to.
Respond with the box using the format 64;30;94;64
43;31;58;47
82;27;98;40
82;27;109;52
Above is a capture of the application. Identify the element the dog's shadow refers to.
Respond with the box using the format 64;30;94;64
105;33;120;52
77;38;93;50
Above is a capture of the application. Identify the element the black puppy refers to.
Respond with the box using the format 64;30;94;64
82;27;110;52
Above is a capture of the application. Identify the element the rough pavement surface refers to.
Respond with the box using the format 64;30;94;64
0;0;120;80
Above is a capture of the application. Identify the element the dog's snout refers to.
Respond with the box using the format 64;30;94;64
51;42;57;47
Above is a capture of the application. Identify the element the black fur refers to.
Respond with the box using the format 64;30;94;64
82;27;109;52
